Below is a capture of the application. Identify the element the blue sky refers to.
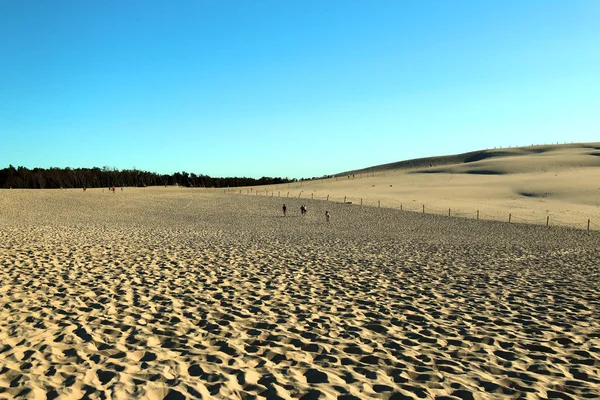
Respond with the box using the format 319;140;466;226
1;1;598;178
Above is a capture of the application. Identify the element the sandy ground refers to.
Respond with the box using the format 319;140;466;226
250;143;600;230
0;187;598;399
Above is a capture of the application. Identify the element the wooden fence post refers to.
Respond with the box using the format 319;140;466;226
588;219;590;231
546;216;549;227
477;210;479;220
400;204;402;211
344;196;346;203
326;194;329;201
311;193;314;199
361;198;363;206
448;208;451;217
278;191;280;197
298;192;301;198
422;205;425;214
509;213;511;223
378;200;381;208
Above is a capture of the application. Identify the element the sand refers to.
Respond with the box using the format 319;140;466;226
251;143;600;230
0;187;598;399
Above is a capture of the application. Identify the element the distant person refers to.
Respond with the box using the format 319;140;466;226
300;205;305;216
325;211;330;223
282;204;287;216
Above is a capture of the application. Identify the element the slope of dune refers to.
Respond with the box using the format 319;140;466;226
255;143;600;230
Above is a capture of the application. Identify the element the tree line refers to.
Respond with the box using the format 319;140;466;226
0;165;294;189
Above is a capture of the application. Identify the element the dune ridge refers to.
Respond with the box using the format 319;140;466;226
336;143;600;175
0;188;599;399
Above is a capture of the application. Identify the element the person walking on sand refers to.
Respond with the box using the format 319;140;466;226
325;211;330;223
282;203;287;216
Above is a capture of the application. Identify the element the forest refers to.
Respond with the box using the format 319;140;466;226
0;165;294;189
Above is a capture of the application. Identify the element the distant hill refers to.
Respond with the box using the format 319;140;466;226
335;143;600;176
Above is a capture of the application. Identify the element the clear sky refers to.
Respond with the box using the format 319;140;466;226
1;1;598;178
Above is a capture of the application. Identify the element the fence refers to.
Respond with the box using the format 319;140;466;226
224;188;599;232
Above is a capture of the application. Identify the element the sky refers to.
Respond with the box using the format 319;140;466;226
1;1;599;179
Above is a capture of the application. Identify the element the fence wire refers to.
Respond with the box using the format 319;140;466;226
400;204;422;212
549;218;587;229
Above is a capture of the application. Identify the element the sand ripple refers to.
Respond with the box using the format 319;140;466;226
0;189;598;399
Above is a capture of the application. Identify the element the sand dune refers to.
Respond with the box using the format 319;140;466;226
252;143;600;230
0;188;598;399
338;143;600;174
